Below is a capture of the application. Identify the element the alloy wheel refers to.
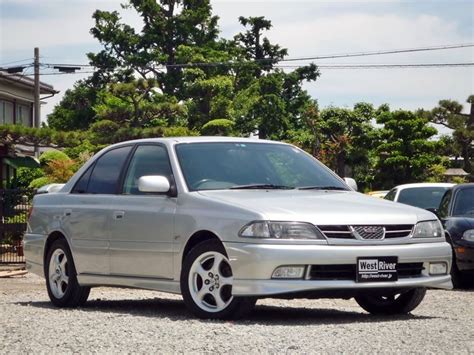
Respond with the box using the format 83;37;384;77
188;251;234;313
48;249;69;299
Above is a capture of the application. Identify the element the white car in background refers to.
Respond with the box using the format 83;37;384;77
384;183;455;211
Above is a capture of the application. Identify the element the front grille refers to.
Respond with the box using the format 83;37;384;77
310;264;355;280
309;263;424;281
384;225;414;239
352;226;385;240
317;225;414;239
397;262;424;278
317;225;353;239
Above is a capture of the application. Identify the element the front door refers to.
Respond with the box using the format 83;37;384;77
109;144;177;279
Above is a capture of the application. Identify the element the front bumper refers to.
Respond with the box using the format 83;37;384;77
224;241;453;296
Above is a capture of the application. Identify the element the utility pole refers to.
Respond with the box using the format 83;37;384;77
34;47;40;157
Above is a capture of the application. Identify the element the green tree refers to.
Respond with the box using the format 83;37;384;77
375;109;442;188
47;80;99;131
232;17;319;139
88;0;220;98
424;96;474;175
93;79;187;127
233;16;287;82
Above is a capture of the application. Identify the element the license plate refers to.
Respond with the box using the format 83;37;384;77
356;256;398;282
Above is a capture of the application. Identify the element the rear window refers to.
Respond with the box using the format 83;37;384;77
397;187;450;209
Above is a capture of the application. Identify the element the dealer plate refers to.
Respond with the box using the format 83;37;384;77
356;256;398;282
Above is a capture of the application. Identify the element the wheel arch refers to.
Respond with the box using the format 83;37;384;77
181;230;224;264
43;230;70;266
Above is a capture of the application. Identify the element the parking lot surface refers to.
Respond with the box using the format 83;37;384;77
1;273;473;353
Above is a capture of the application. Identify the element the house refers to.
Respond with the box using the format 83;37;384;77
0;71;57;188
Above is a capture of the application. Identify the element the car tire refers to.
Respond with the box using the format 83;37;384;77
45;239;90;307
180;240;256;319
355;288;426;315
450;258;467;289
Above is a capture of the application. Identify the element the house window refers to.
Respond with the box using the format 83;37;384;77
0;100;14;125
16;103;32;126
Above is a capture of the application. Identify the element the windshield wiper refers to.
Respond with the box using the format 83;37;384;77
298;185;348;191
230;184;295;190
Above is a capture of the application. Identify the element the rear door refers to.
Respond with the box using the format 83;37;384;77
63;145;134;275
108;144;177;279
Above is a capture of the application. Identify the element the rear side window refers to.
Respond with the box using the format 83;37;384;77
71;164;94;193
85;146;133;194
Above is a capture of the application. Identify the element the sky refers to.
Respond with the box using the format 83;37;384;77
1;0;473;126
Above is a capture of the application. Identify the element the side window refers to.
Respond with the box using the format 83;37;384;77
71;164;94;193
123;145;173;194
384;189;396;201
87;146;133;194
438;189;452;218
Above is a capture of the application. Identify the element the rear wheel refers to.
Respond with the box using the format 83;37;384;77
45;239;90;307
355;288;426;315
180;240;256;319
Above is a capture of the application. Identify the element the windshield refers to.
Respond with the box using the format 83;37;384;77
397;187;450;209
453;187;474;217
175;142;348;191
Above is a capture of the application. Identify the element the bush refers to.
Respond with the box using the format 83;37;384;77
12;167;44;188
90;120;120;145
29;176;52;189
39;150;70;166
201;119;235;136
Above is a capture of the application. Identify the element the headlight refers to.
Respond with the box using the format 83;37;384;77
239;221;325;240
462;229;474;242
413;220;444;238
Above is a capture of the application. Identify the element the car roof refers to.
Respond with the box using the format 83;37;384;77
452;183;474;192
394;183;456;190
111;136;285;145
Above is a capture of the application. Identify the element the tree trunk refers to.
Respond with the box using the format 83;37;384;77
336;152;345;177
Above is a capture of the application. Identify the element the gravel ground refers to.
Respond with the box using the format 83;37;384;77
0;273;473;354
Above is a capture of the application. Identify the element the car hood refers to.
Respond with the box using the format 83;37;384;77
197;190;435;225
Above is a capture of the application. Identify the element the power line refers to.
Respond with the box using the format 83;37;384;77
39;43;474;69
278;43;474;62
276;62;474;69
0;58;34;67
1;62;471;78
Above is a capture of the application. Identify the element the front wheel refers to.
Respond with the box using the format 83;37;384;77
180;240;256;319
355;288;426;315
45;239;90;307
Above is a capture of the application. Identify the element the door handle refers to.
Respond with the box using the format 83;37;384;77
64;209;72;217
113;211;125;220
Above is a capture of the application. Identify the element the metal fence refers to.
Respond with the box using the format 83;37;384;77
0;189;35;264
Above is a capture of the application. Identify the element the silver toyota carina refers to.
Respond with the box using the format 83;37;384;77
25;137;452;319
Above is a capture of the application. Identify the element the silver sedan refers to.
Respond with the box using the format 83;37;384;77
25;137;452;319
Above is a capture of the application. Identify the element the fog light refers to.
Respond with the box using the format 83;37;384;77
429;262;447;275
272;266;305;279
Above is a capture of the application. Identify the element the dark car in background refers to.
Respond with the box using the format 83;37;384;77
437;183;474;287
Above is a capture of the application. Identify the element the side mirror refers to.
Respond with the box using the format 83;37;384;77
138;175;171;194
344;177;358;191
